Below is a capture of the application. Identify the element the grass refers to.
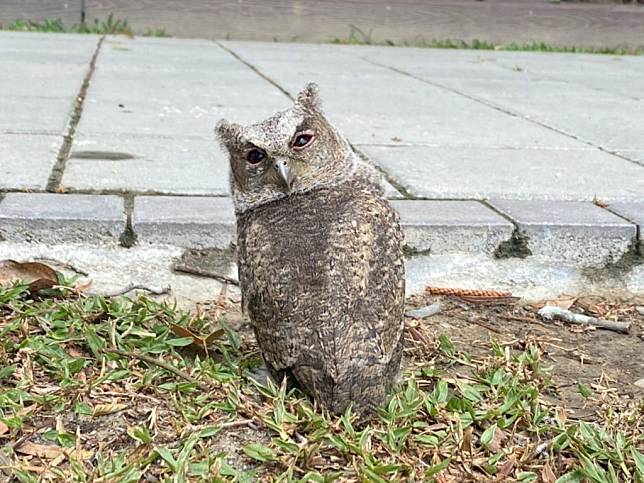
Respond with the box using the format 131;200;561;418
331;24;644;55
0;14;168;37
0;281;642;482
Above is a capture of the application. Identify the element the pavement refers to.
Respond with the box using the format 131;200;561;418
1;31;643;302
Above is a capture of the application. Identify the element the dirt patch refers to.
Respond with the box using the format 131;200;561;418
406;292;644;420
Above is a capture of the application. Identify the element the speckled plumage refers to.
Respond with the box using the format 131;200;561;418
216;83;405;415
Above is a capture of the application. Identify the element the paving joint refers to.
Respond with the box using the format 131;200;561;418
477;199;532;259
120;193;138;248
46;35;105;192
360;56;644;170
351;144;410;199
214;40;294;101
216;42;408;199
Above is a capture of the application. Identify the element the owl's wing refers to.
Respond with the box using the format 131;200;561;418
336;197;406;365
236;212;302;372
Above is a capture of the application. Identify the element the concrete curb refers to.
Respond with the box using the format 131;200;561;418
0;193;641;272
0;193;125;244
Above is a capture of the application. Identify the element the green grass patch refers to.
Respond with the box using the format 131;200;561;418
331;25;644;55
0;14;168;37
0;282;642;481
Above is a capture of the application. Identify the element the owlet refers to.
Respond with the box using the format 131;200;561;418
216;83;405;415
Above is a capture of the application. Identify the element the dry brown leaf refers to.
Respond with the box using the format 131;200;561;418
74;279;93;292
15;442;65;459
495;458;515;481
92;403;128;417
169;323;224;349
0;420;8;437
546;296;577;311
461;426;473;454
541;462;557;483
488;427;508;453
128;442;152;464
0;260;58;292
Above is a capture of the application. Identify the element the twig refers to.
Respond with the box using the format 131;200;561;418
218;419;254;429
538;306;630;334
105;349;211;391
174;265;239;286
100;283;171;298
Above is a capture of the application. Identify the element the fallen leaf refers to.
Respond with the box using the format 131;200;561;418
128;442;152;464
546;296;577;310
0;420;8;436
15;442;64;459
541;462;557;483
494;458;515;481
92;403;128;417
170;323;224;349
460;426;473;454
488;427;508;452
74;279;93;292
0;260;58;292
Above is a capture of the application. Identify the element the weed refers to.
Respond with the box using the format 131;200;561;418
331;26;644;55
0;283;641;481
0;14;168;37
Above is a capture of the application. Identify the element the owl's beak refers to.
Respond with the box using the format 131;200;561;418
275;158;296;191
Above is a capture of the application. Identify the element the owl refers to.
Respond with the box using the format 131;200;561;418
216;83;405;416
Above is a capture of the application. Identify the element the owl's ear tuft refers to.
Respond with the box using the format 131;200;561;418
295;82;321;112
215;119;242;148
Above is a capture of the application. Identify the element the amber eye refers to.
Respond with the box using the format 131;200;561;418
247;149;266;164
292;133;314;150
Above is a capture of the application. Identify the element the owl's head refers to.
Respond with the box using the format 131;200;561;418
216;83;355;213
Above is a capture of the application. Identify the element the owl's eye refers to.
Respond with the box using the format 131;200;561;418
292;132;315;150
247;149;266;164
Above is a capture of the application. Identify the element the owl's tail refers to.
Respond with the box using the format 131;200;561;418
293;343;403;417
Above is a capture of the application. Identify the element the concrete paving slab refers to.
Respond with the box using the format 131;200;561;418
608;202;644;230
2;62;90;99
352;45;644;151
390;200;513;254
133;196;236;248
220;41;587;149
360;145;644;202
100;36;236;71
88;66;288;107
0;32;99;58
481;96;644;152
0;134;61;190
0;97;74;135
617;151;644;165
62;135;229;195
489;199;637;267
0;193;125;243
77;100;281;139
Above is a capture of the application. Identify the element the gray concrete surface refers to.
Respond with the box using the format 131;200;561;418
0;193;125;243
390;200;514;255
490;199;637;267
133;196;236;248
1;32;643;298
